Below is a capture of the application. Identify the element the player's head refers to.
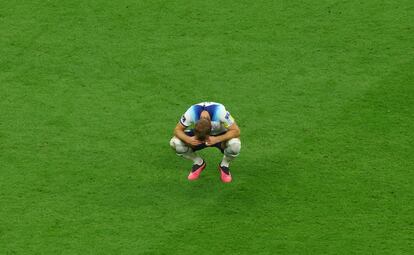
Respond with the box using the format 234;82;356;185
195;118;211;141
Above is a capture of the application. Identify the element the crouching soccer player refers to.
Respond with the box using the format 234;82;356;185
169;102;241;183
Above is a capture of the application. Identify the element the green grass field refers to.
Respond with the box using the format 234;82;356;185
1;0;413;254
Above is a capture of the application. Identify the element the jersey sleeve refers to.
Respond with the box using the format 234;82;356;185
218;106;235;128
179;106;194;127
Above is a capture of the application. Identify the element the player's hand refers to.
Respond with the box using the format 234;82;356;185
205;136;220;146
187;136;203;146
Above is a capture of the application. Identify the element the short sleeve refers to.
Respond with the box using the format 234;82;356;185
218;106;235;128
179;106;194;127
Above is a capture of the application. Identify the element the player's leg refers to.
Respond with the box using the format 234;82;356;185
169;136;203;164
218;138;241;182
221;138;241;166
169;136;206;180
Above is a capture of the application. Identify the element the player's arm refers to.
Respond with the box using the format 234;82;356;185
174;122;190;143
174;122;202;146
209;121;240;145
206;107;240;146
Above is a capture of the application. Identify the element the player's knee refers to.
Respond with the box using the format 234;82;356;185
225;138;241;156
170;137;189;155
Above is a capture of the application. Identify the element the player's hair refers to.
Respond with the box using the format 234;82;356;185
194;118;211;141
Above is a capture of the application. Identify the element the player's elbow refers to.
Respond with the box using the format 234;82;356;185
174;125;185;137
233;127;241;138
174;127;180;136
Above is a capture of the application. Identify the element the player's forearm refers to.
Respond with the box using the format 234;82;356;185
216;129;240;143
174;128;190;144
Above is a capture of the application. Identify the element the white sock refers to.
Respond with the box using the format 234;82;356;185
182;149;203;165
220;154;234;167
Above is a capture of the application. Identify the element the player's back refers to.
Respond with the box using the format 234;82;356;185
191;102;224;122
180;102;234;135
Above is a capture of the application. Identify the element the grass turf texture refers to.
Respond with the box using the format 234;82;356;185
1;0;413;254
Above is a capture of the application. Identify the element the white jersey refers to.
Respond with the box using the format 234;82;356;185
180;102;235;135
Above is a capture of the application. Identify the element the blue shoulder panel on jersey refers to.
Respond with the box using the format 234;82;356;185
205;104;219;121
192;105;204;122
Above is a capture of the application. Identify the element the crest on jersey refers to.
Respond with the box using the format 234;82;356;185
181;115;186;122
225;112;230;119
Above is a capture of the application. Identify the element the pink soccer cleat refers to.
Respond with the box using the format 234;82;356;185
218;165;232;183
188;161;206;180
